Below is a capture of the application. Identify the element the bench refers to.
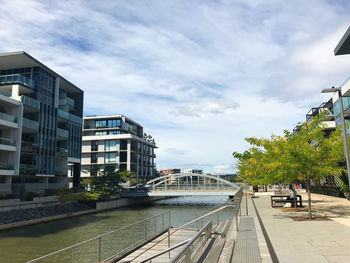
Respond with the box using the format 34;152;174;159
271;195;302;208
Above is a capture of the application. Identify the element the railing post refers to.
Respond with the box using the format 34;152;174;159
216;211;219;225
98;237;102;262
168;210;171;258
246;193;248;216
144;219;147;240
154;216;157;236
162;213;165;231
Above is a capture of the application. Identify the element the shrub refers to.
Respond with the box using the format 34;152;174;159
44;189;58;196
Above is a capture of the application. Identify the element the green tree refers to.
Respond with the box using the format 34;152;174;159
88;166;135;196
234;115;345;219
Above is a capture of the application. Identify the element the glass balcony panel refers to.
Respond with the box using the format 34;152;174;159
0;89;11;97
57;128;69;138
22;118;39;131
0;112;17;123
0;74;35;89
0;137;16;146
58;109;82;125
21;95;40;110
66;97;75;107
0;162;14;170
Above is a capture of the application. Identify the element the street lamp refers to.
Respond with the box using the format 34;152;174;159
322;87;350;187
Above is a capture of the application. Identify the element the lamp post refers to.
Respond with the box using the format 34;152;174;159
322;87;350;187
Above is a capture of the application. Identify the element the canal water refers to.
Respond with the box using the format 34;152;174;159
0;196;230;263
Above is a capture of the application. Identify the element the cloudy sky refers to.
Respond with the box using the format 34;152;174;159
1;0;350;174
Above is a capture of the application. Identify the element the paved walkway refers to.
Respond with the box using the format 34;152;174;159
252;192;350;263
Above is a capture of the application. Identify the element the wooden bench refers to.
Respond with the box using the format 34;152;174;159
271;195;302;208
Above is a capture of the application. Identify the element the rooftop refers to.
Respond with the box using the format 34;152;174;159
0;51;83;94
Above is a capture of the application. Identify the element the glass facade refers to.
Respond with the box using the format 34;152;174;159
105;140;117;151
333;97;350;116
105;152;116;163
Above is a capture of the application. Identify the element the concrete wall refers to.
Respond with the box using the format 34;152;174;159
95;196;165;210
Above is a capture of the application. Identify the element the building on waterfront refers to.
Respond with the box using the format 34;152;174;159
0;51;83;198
160;168;181;175
183;169;203;174
80;115;157;184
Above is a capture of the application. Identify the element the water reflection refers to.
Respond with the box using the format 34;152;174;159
0;196;233;262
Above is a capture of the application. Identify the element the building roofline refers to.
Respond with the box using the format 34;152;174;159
0;51;83;93
83;114;142;127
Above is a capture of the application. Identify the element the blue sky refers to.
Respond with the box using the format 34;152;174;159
1;0;350;174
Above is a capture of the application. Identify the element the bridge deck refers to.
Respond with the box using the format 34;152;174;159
117;228;197;263
122;190;237;197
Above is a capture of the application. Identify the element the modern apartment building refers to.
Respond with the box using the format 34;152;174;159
0;51;83;198
160;169;181;175
184;169;203;174
81;115;157;184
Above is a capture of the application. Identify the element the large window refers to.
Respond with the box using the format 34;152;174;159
96;120;107;128
105;152;116;163
95;131;107;136
108;119;121;128
91;141;98;151
108;130;123;135
91;153;98;163
105;140;117;151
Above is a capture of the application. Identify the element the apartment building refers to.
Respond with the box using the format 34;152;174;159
0;51;83;198
81;115;157;184
160;169;180;175
184;169;203;174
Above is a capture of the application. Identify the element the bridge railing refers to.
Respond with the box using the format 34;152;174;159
150;185;236;191
25;211;170;263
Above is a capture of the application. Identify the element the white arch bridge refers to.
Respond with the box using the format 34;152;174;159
122;173;240;197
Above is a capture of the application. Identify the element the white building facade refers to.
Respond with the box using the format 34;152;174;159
80;115;157;184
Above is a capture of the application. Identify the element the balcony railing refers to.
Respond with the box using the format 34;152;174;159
21;95;40;110
0;89;11;97
56;147;68;157
0;74;35;89
58;109;82;125
0;111;17;123
0;162;14;170
0;137;16;147
21;141;38;152
57;128;69;138
22;118;39;131
20;164;36;174
66;97;75;108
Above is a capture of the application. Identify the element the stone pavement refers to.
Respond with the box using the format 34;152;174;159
252;192;350;263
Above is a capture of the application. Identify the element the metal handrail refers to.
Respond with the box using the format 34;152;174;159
170;221;213;263
25;211;170;263
139;238;192;263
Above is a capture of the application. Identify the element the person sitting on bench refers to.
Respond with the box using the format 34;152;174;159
286;184;295;207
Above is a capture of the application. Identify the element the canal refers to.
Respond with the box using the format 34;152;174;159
0;196;230;263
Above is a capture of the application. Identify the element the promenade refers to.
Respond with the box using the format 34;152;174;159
252;191;350;263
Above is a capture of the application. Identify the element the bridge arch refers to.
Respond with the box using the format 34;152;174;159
146;173;239;191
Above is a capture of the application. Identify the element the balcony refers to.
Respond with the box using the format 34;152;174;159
55;167;67;176
0;74;35;90
57;128;69;139
0;111;17;123
20;164;36;175
0;162;14;170
56;147;68;157
0;137;16;147
21;96;40;111
21;141;37;153
58;109;82;125
0;89;11;97
22;118;39;132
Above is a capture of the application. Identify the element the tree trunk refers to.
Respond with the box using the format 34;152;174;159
293;184;297;209
306;179;312;219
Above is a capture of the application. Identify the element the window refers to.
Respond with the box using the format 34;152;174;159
105;140;117;151
91;153;98;163
108;130;123;135
91;141;98;151
105;152;116;163
96;120;107;128
95;131;107;136
108;119;121;128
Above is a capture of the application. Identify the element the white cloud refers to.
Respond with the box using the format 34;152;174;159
1;0;350;174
